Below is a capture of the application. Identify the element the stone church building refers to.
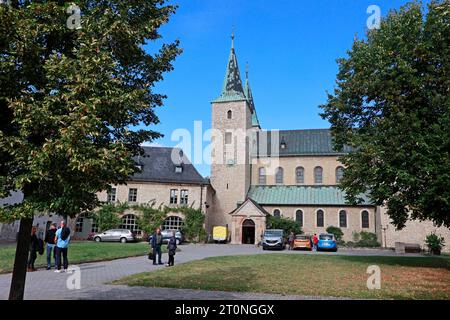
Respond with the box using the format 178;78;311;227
1;36;449;251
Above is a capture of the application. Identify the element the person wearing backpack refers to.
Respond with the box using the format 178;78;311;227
54;220;71;273
166;231;177;267
27;227;39;272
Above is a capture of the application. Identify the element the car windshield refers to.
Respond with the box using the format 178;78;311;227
296;235;309;240
320;234;334;240
264;230;283;237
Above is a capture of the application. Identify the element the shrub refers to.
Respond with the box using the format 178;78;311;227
266;215;302;235
352;231;361;242
357;231;380;247
326;226;344;242
425;232;445;255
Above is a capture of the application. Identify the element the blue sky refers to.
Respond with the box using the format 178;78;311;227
142;0;421;177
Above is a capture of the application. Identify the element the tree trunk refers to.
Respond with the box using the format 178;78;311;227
8;217;33;300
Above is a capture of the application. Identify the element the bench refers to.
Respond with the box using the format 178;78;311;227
395;242;421;254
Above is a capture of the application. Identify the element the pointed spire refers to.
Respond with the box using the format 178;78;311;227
244;62;254;109
212;30;246;103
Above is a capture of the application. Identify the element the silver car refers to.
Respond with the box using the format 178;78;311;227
93;229;136;243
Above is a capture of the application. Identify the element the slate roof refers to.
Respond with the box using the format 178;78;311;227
132;146;208;185
248;185;374;206
252;129;353;157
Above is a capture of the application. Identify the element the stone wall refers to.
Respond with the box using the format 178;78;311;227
262;205;377;242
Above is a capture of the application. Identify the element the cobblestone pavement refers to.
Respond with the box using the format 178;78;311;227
0;244;420;300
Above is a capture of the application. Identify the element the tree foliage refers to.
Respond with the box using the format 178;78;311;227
0;0;181;220
320;1;450;229
266;215;302;235
0;0;181;299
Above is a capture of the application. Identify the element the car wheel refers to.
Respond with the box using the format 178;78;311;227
176;239;180;245
94;237;101;242
262;246;266;250
120;237;127;243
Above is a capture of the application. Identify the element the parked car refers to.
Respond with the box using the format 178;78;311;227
262;229;285;250
292;234;312;250
148;229;184;245
92;229;136;243
317;233;338;252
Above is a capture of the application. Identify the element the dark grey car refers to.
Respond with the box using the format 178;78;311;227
148;229;184;245
92;229;136;243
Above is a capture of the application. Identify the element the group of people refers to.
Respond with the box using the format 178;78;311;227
149;228;177;267
287;232;319;251
28;220;71;273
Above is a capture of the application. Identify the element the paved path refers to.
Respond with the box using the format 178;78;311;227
0;244;420;300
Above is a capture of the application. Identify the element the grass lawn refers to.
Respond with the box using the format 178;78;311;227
114;254;450;300
0;241;157;273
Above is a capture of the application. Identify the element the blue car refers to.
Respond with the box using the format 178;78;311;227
317;233;338;252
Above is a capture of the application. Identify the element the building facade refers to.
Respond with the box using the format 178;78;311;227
2;36;449;252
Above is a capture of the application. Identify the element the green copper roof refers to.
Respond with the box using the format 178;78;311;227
213;35;246;103
248;185;373;206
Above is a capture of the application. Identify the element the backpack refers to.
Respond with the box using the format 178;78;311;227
60;227;71;241
37;239;44;255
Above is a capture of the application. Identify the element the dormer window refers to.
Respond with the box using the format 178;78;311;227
136;164;143;171
175;165;183;173
280;138;287;150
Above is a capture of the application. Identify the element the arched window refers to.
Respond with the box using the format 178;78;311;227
295;210;303;227
163;216;184;231
258;167;266;185
275;167;284;184
295;166;304;184
316;209;324;227
339;210;347;228
361;210;370;228
227;110;232;119
273;209;281;218
120;214;141;235
336;166;344;183
314;166;323;184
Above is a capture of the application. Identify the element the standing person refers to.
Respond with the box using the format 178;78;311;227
44;223;57;270
312;234;319;252
54;220;71;273
166;231;177;267
151;228;164;265
288;232;295;250
27;227;39;272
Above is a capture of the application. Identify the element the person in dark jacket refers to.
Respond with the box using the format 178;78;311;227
44;223;57;270
150;228;164;265
27;227;39;272
166;231;177;267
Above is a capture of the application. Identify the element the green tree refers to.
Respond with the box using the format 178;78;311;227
320;1;450;229
135;204;167;237
0;1;181;300
89;203;127;232
326;226;344;243
266;215;302;235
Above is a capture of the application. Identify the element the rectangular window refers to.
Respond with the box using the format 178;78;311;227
128;188;137;202
170;189;178;204
175;165;183;173
91;221;99;233
107;187;117;203
225;132;232;144
75;217;83;233
180;189;189;205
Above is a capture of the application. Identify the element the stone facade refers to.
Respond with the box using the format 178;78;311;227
262;205;376;242
208;100;253;229
251;156;344;186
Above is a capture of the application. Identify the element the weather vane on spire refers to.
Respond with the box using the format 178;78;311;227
231;25;235;48
246;62;249;80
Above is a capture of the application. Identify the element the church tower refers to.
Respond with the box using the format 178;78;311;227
208;34;259;234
